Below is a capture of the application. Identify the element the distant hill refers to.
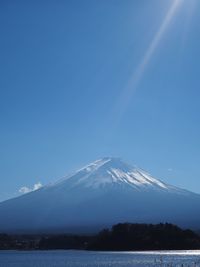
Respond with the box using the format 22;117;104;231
88;223;200;251
0;157;200;233
1;223;200;251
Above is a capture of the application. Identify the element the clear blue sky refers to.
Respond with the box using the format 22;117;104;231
1;0;200;201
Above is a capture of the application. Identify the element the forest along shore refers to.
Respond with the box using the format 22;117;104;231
0;223;200;251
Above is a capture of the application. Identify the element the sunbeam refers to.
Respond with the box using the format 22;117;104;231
112;0;184;125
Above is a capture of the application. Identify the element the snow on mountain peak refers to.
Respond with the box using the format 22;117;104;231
54;157;173;192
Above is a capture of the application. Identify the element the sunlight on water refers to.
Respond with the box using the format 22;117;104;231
0;250;200;267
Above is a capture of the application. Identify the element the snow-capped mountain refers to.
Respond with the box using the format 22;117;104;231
50;157;183;193
0;157;200;233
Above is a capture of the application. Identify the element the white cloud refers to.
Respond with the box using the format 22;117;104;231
19;182;42;195
19;186;32;194
168;168;173;172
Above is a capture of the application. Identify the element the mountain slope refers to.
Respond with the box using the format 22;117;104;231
0;157;200;233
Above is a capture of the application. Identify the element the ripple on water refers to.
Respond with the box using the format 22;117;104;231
0;250;200;267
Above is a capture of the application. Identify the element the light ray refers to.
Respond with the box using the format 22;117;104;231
112;0;184;125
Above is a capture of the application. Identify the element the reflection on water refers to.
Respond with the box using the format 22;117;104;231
0;250;200;267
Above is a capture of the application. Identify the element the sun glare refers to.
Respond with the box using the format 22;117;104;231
112;0;185;125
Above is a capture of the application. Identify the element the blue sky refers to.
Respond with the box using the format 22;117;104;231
0;0;200;201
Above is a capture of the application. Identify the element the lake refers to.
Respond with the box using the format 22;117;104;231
0;250;200;267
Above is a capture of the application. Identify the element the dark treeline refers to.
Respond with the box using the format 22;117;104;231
0;223;200;251
88;223;200;251
39;235;93;250
0;233;40;250
0;233;92;250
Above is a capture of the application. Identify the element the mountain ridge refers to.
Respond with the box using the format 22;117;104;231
45;157;190;195
0;157;200;233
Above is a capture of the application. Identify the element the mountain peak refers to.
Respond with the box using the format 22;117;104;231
55;157;174;192
0;156;198;234
79;157;131;173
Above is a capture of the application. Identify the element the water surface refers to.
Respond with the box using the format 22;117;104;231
0;250;200;267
